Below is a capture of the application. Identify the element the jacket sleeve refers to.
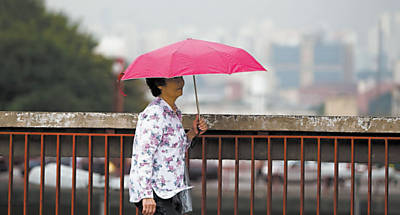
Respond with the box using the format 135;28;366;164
185;133;192;151
135;107;164;199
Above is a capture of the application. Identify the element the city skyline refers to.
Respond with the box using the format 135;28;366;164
43;0;400;115
45;1;399;72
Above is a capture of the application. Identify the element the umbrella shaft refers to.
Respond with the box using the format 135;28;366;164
193;75;200;117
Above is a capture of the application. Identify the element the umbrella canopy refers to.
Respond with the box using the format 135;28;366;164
120;38;267;116
120;38;266;80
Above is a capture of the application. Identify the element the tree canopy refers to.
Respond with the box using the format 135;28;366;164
0;0;147;112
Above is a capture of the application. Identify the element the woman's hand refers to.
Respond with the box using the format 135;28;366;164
187;115;208;141
193;115;208;135
142;198;156;215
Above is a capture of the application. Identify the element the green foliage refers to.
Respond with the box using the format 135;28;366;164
0;0;147;112
121;79;149;112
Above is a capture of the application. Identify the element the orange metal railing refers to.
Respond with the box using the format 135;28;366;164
1;132;397;215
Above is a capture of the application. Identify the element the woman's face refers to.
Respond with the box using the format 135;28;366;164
158;77;185;100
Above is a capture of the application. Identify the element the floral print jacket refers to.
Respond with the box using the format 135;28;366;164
129;97;192;203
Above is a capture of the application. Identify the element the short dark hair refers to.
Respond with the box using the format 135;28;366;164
145;78;166;97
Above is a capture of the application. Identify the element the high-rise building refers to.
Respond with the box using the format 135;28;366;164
312;40;354;84
270;32;355;89
270;44;301;89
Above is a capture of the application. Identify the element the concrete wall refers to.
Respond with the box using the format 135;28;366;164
2;111;400;133
1;112;400;163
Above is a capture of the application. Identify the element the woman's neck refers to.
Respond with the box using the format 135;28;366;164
159;95;177;111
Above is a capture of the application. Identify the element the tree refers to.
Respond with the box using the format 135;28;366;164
0;0;147;112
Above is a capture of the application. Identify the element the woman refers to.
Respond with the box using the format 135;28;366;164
129;76;208;215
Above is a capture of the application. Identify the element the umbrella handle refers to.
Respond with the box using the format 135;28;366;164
192;75;200;118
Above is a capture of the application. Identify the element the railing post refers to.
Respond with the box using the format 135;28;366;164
56;135;61;215
202;137;207;215
8;134;13;215
40;135;45;215
23;134;29;215
120;136;125;215
234;137;239;215
218;137;222;215
72;135;77;215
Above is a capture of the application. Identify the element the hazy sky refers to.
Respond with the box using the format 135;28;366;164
45;0;400;37
44;0;400;71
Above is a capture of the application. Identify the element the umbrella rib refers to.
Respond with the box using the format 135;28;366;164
168;51;179;78
168;40;190;78
205;45;231;74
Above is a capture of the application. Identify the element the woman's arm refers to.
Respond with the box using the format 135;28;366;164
133;108;164;200
186;129;198;142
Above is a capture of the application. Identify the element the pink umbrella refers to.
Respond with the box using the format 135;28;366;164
120;38;267;115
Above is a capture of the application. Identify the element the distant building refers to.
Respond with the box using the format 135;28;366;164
299;83;358;107
324;95;358;116
312;40;354;84
380;12;400;73
270;33;355;90
368;91;392;116
357;82;395;115
394;60;400;85
391;86;400;116
270;44;301;89
392;61;400;116
225;80;243;102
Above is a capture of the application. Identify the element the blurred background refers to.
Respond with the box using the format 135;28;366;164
1;0;400;116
